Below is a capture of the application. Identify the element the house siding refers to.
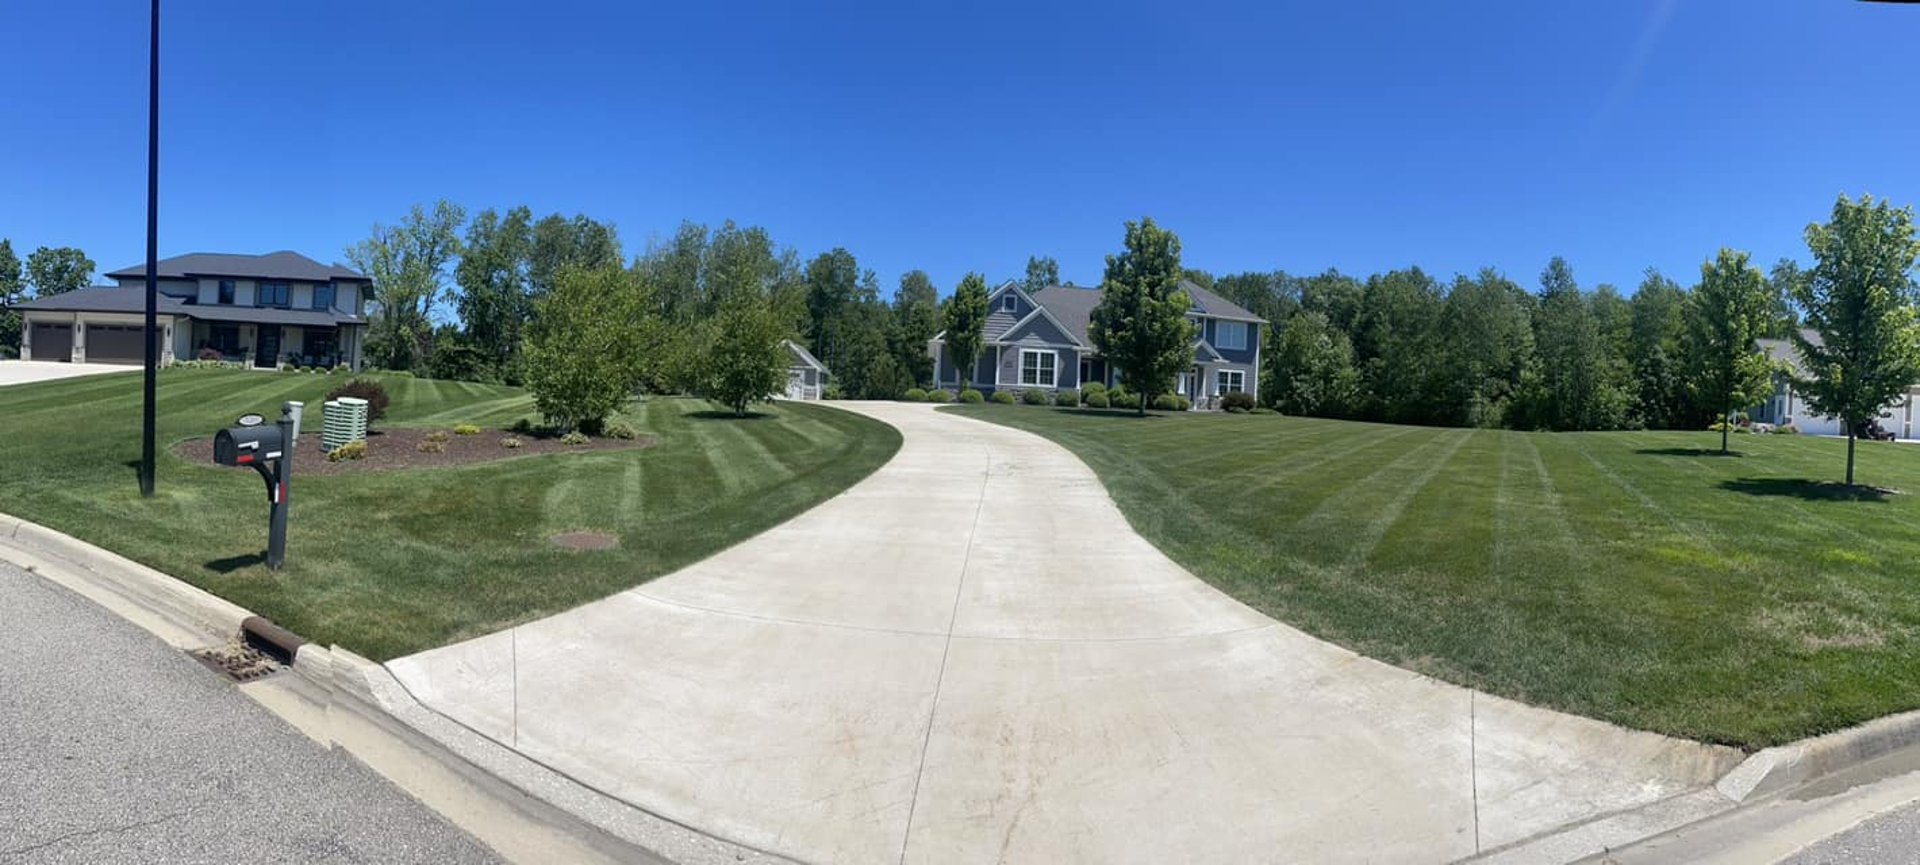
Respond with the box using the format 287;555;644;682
997;342;1078;391
1202;317;1259;365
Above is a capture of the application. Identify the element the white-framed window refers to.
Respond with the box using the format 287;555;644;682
1020;349;1056;387
1215;320;1248;351
1217;369;1246;393
1001;293;1017;312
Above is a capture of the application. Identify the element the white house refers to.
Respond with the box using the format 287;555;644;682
1754;331;1920;438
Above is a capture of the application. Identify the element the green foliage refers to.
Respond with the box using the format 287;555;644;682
1089;217;1197;415
454;205;535;378
958;388;984;404
1054;390;1079;407
1152;393;1181;411
559;430;590;445
326;440;367;462
1686;248;1779;453
530;213;623;298
1110;391;1141;410
1792;193;1920;485
417;439;446;454
1021;388;1048;405
1080;381;1107;396
1522;257;1634;430
499;435;525;449
1775;423;1800;435
427;339;499;384
325;377;391;423
603;420;638;440
902;387;927;402
1439;269;1533;427
990;390;1016;404
892;270;941;387
424;429;451;443
0;239;22;357
698;224;794;417
453;424;481;436
1083;391;1110;408
1023;255;1059;293
1222;391;1256;412
349;200;466;371
943;273;990;392
1264;311;1359;417
524;265;658;431
24;245;94;297
920;389;951;403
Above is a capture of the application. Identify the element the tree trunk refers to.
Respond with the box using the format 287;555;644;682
1847;431;1857;486
1138;390;1147;417
1721;406;1730;455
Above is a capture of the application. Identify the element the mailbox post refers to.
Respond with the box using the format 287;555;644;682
213;401;300;570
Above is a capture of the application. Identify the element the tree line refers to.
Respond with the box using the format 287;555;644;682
0;240;98;357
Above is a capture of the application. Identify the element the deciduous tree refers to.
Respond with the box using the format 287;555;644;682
701;223;796;416
1790;194;1920;486
942;273;989;390
454;205;534;378
24;246;94;297
348;200;466;371
0;239;22;357
530;213;622;298
892;270;940;387
524;264;660;432
1263;310;1359;417
1022;256;1058;293
1088;217;1197;415
1685;248;1778;454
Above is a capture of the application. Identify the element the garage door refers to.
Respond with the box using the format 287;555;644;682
29;323;72;362
87;324;147;364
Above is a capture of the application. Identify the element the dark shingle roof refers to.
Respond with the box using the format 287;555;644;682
1026;279;1268;346
15;285;362;326
1182;281;1265;322
106;251;367;282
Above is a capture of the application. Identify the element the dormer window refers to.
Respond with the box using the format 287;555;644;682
1001;294;1017;313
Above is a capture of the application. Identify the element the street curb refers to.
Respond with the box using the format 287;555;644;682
0;510;791;865
1715;709;1920;803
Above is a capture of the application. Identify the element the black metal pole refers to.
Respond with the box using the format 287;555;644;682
267;410;291;570
139;0;159;498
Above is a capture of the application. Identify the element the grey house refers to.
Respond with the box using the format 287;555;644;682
928;279;1265;408
15;250;370;369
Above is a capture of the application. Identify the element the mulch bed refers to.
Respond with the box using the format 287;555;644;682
172;427;653;475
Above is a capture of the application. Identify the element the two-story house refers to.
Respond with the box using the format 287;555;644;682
928;279;1265;407
15;251;371;369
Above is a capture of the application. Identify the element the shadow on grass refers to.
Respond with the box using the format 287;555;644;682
1047;408;1165;420
1638;447;1744;458
204;552;266;573
684;409;774;421
1720;478;1897;502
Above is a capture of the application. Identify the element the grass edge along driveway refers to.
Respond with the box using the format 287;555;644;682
947;403;1920;751
0;369;900;660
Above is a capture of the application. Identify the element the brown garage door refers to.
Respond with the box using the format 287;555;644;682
29;323;72;362
87;324;147;364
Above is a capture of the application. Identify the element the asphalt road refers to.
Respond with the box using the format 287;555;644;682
1781;799;1920;865
0;561;498;864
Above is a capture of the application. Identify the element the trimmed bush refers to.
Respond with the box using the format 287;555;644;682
902;388;928;402
959;389;985;404
326;441;367;462
1775;423;1800;435
509;417;536;434
453;423;481;436
1054;390;1078;407
1021;388;1048;405
925;389;954;404
989;390;1016;404
604;420;638;440
417;439;446;454
1110;392;1140;409
1221;391;1256;412
281;362;298;372
1084;391;1110;408
424;430;451;443
325;377;391;423
500;436;525;449
1081;381;1107;396
1152;393;1182;411
560;430;590;445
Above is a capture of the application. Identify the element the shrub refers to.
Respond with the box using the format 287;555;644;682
333;363;350;374
1222;391;1256;412
509;417;536;434
1084;391;1110;408
197;347;224;361
823;383;846;400
604;420;638;440
1775;423;1800;435
925;389;954;403
500;436;524;449
326;441;367;462
1081;381;1107;396
902;388;928;403
417;439;445;454
424;430;451;443
1733;425;1754;434
959;389;985;404
1054;390;1078;407
990;390;1016;404
281;362;298;372
325;377;391;423
1152;393;1181;411
560;430;590;445
453;423;481;436
1707;421;1732;432
1111;391;1141;410
1022;388;1048;405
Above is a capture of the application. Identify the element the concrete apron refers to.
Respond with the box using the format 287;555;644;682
387;402;1740;865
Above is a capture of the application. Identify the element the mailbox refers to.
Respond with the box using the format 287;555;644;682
214;425;286;467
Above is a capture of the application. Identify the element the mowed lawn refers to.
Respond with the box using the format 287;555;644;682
0;369;899;660
950;404;1920;749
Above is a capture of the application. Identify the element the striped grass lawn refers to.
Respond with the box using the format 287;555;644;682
950;404;1920;749
0;369;899;660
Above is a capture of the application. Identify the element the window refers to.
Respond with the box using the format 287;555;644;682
1216;320;1249;351
217;280;235;304
257;282;290;307
1020;349;1056;387
1001;293;1017;313
1217;369;1246;394
205;324;241;355
313;283;336;311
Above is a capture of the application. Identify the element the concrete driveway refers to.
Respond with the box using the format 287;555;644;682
0;360;137;387
388;402;1739;864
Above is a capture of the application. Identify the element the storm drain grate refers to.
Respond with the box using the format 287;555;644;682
191;640;284;683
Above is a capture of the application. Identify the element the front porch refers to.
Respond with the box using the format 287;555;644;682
190;321;359;369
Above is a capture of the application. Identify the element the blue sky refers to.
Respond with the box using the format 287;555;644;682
2;1;1914;297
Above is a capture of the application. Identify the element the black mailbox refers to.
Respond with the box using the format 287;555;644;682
214;425;286;467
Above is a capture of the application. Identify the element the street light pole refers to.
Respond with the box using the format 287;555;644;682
140;0;159;498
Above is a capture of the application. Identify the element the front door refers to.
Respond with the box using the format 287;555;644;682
256;325;281;368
